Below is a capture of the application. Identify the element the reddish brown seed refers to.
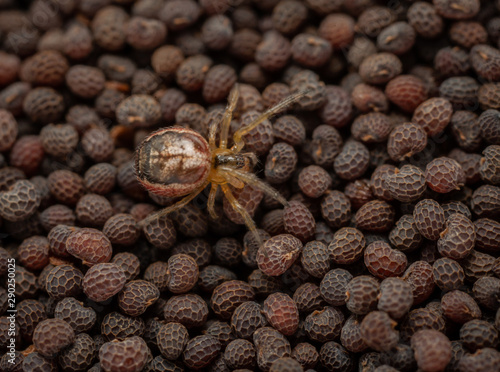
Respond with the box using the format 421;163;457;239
439;76;480;110
412;97;453;136
355;200;395;233
389;214;423;253
364;241;408;279
319;13;355;50
66;227;112;265
253;327;292;371
283;201;316;242
346;275;380;315
183;334;222;369
413;199;446;240
231;301;268;339
165;253;199;294
437;213;475;259
402;261;435;305
411;329;452;372
54;297;96;333
257;234;302;276
91;5;128;51
0;109;18;152
0;180;40;222
319;85;353;129
143;215;177;250
340;314;367;353
265;142;298;184
474;218;500;253
33;318;75;358
224;338;256;369
211;280;255;320
291;33;332;68
272;0;307;35
378;277;414;320
65;65;105;99
48;170;85;206
328;227;365;265
425;157;465;193
22;87;65;124
164;294;208;329
118;280;160;317
102;213;139;246
75;193;113;227
20;50;69;87
479;145;500;185
83;262;126;302
458;348;500;372
351;112;393;144
100;336;149;372
387;122;428;161
263;292;299;336
45;264;83;300
377;21;416;55
407;1;444;38
432;257;465;292
441;290;482;324
460;319;499;352
360;311;399;352
383;164;427;202
39;123;79;159
310;125;343;167
321;190;351;229
156;322;189;361
478;109;500;145
351;83;389;113
385;75;427;113
471;185;500;219
334;140;370;181
303;306;344;343
9;135;44;176
16;299;47;342
18;236;49;271
359;52;403;85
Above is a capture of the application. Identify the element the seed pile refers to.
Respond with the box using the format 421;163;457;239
0;0;500;371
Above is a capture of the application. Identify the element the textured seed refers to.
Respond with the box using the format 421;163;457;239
411;329;452;372
361;311;399;352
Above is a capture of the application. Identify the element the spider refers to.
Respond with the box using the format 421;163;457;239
134;84;305;238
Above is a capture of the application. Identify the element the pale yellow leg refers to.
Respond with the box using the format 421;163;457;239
207;183;219;219
221;183;259;232
138;181;209;228
220;83;240;149
208;118;218;150
231;89;308;153
219;167;288;207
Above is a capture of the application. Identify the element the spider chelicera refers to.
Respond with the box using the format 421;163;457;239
135;84;305;237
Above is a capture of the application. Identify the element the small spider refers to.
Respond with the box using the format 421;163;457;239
135;84;305;238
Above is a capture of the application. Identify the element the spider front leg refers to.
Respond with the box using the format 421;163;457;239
219;83;239;149
231;89;307;153
138;181;210;228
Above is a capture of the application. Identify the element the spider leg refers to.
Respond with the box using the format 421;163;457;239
220;183;262;247
208;116;219;150
207;183;219;219
138;181;209;228
219;83;239;149
219;166;288;207
231;89;308;153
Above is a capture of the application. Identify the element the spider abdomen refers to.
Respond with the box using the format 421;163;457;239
135;127;211;197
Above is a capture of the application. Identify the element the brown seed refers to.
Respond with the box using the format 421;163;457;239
257;234;302;276
441;290;482;324
33;318;75;358
360;311;399;352
411;329;452;372
364;241;408;279
99;336;149;372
